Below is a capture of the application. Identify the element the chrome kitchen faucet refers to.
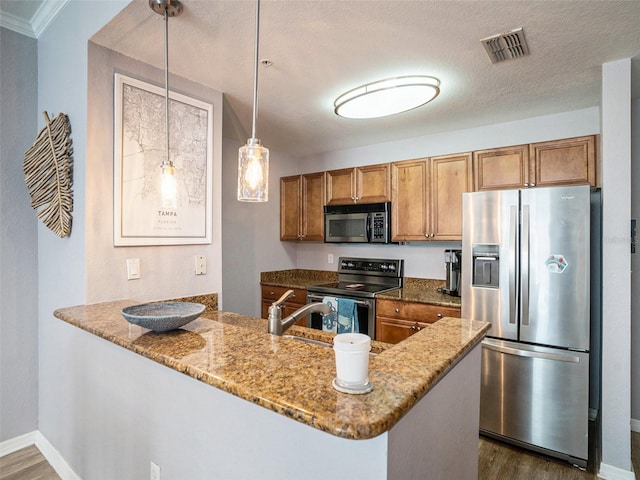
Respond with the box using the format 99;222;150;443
268;289;333;336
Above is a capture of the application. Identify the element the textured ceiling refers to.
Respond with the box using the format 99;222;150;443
5;0;640;157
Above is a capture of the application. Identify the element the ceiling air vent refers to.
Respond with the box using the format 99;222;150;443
481;27;530;63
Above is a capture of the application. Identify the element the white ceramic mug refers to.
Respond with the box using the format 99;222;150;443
333;333;371;387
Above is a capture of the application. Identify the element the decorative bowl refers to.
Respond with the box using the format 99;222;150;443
121;301;205;332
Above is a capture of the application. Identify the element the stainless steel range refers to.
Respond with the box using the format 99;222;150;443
306;257;404;339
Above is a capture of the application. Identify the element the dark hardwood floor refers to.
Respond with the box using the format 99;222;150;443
1;433;638;479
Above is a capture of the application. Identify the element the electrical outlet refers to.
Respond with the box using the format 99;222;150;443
328;254;334;264
195;255;206;275
126;259;140;280
150;461;160;480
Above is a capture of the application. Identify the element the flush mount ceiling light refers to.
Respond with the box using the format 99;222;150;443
334;75;441;119
149;0;183;209
237;0;269;202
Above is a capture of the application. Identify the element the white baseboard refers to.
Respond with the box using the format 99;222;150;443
599;462;635;480
0;430;82;480
631;418;640;433
0;430;38;456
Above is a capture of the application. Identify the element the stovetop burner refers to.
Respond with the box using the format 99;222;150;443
307;257;404;299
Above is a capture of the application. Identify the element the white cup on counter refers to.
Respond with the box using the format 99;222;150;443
332;333;372;393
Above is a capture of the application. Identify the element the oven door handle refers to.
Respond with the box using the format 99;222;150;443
307;293;371;307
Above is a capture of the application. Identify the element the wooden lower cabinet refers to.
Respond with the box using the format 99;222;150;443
375;298;461;344
261;285;308;326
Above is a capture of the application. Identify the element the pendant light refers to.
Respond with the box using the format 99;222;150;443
237;0;269;202
150;0;183;209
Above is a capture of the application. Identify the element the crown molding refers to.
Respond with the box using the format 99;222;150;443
32;0;69;38
0;0;69;38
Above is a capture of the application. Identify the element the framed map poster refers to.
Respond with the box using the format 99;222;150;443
114;73;213;246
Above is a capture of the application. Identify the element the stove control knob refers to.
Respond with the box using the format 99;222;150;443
380;264;388;270
388;264;396;271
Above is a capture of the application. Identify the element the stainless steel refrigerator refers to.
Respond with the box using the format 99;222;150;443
461;184;598;467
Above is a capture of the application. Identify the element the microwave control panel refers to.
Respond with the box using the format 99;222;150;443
371;212;388;242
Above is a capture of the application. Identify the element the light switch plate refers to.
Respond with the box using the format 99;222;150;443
195;255;206;275
126;258;140;280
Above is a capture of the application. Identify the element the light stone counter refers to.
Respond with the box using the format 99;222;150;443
54;300;487;440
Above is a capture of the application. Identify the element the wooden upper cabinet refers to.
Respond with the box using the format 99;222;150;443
473;145;530;191
325;168;355;205
280;172;325;241
392;154;471;242
356;164;391;204
326;164;390;205
391;158;430;241
430;153;472;241
301;172;325;241
529;135;597;188
280;175;301;241
474;136;598;191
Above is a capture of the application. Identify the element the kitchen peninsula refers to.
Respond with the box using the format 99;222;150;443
54;300;488;479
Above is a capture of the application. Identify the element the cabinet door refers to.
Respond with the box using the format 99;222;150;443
326;168;355;205
473;145;530;191
301;172;325;241
280;176;301;240
356;164;391;203
376;317;421;344
529;135;597;188
430;153;472;241
391;158;429;241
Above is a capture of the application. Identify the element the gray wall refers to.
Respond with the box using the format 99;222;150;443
85;42;223;305
0;27;39;441
631;97;640;422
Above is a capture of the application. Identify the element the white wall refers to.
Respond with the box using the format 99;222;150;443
0;27;39;441
295;108;600;280
85;42;223;304
600;59;632;476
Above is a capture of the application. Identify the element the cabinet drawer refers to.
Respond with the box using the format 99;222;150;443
377;299;460;323
261;285;307;305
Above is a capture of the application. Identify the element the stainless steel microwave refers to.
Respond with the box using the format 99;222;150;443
324;202;391;243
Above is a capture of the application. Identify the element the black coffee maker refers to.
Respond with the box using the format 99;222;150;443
443;249;462;296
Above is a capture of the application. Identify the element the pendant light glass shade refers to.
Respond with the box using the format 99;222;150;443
238;0;269;202
160;162;178;209
334;75;440;119
238;138;269;201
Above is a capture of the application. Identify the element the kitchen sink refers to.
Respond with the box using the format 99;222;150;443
283;334;332;348
283;334;378;356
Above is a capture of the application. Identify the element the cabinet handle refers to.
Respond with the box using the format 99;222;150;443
270;291;275;295
395;308;400;313
425;233;429;238
524;183;529;187
530;183;536;187
437;313;443;318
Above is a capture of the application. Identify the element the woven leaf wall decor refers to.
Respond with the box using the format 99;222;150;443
23;112;74;238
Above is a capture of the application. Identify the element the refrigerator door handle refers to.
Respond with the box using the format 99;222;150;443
521;205;530;326
483;339;581;363
509;205;518;325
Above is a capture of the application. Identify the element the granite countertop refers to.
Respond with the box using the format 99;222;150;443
377;278;462;308
260;269;338;289
261;270;461;308
54;301;487;440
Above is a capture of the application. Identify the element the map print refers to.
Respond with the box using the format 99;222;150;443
118;78;212;244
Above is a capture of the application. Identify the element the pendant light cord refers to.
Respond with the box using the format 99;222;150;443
164;7;171;166
251;0;260;140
